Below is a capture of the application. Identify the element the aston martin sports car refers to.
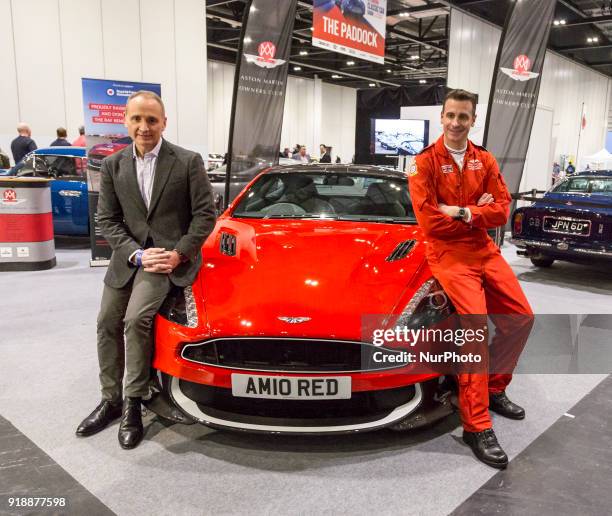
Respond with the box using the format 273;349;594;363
512;170;612;267
149;164;457;434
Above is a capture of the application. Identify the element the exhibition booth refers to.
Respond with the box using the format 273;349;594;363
1;1;611;515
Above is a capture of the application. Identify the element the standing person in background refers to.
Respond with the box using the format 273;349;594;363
50;127;71;147
292;146;311;163
73;126;86;147
552;162;561;186
10;123;37;164
566;161;575;175
319;144;331;163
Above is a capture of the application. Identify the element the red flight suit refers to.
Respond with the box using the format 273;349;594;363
408;135;533;432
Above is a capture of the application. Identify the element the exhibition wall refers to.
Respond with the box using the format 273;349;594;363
0;0;207;160
448;8;611;169
207;60;357;163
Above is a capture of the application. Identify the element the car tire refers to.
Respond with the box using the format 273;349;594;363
530;256;554;267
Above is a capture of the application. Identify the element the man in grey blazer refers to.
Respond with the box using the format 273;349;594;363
76;91;216;449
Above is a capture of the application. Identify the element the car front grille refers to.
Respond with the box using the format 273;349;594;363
181;338;399;373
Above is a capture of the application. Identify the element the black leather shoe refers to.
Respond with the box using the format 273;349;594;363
489;391;525;420
463;428;508;469
118;397;144;450
76;400;122;437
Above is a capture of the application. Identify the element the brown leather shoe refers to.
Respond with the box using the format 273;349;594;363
76;400;122;437
118;397;144;449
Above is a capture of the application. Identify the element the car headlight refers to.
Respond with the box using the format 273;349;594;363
395;278;455;329
158;285;198;328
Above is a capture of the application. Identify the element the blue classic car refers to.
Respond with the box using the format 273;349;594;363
511;170;612;266
0;147;89;236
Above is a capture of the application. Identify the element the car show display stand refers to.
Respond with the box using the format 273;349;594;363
0;178;56;271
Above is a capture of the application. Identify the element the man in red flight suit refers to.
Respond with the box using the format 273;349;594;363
408;89;533;469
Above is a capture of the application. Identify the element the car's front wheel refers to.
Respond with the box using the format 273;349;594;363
530;256;555;267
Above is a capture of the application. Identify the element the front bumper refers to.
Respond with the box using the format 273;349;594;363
152;372;452;435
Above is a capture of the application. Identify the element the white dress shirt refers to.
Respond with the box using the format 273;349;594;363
133;138;162;208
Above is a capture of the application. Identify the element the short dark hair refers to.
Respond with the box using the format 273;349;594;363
78;125;85;135
443;89;477;115
56;127;67;138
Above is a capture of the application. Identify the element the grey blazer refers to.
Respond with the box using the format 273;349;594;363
97;139;216;288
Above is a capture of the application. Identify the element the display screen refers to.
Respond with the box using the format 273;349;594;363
372;119;428;156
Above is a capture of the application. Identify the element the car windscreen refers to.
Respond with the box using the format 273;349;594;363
232;172;415;222
554;176;612;195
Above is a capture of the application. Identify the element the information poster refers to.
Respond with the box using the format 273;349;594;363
81;78;161;266
312;0;387;64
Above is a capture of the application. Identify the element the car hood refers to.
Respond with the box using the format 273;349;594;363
198;219;427;339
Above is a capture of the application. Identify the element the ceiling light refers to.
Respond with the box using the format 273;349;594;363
593;36;599;42
369;83;376;87
560;19;566;25
386;69;392;73
309;27;314;31
347;60;355;65
587;37;593;42
299;50;308;56
243;36;252;44
553;20;560;26
410;55;419;60
331;74;341;79
399;12;410;17
293;66;302;71
419;79;427;84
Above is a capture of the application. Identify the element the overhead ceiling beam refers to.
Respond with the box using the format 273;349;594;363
387;3;447;16
554;14;612;27
207;42;403;86
206;0;241;7
557;43;612;52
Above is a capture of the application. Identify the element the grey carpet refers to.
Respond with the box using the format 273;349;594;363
0;245;610;516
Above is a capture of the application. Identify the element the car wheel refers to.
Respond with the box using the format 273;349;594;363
530;256;554;267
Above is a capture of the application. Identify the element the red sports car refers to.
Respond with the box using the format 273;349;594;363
87;136;132;170
149;165;457;434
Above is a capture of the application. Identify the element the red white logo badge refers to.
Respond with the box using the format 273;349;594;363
1;189;26;205
467;159;483;171
500;54;539;82
3;189;17;202
244;41;286;69
441;165;453;174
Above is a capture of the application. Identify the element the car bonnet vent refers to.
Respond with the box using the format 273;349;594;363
386;240;416;262
220;232;237;256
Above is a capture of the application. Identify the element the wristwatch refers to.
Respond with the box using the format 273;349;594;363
172;249;189;263
454;207;467;220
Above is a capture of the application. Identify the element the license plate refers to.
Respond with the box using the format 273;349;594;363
543;217;591;236
231;374;351;400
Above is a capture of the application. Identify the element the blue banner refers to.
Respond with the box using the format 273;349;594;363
81;78;161;266
81;78;161;136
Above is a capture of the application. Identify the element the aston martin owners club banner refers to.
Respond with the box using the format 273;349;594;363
225;0;297;204
482;0;556;195
312;0;387;64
